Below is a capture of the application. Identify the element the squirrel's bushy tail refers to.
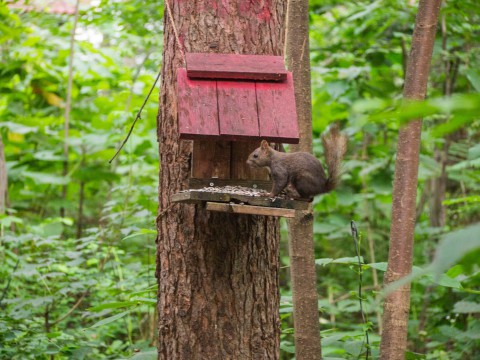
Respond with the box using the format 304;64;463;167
322;125;348;193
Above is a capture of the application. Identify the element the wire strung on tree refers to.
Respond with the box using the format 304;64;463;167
164;0;187;66
351;220;371;360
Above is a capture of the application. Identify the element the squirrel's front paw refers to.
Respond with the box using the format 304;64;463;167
266;193;279;202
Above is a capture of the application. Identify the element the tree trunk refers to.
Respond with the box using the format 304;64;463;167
285;0;322;359
379;1;442;359
61;0;80;219
0;134;7;214
156;2;286;359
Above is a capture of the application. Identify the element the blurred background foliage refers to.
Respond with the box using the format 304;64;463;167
0;0;479;359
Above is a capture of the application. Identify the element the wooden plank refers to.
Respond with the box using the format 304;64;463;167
192;141;231;179
171;191;230;204
217;81;260;141
171;191;197;203
186;53;287;81
170;189;309;210
177;68;219;140
206;202;296;218
256;72;299;144
189;178;272;191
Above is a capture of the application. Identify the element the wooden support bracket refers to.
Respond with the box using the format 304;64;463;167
206;202;296;218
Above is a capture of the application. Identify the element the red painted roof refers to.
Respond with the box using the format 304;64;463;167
177;53;299;144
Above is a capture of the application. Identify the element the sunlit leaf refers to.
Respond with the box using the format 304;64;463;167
465;69;480;92
89;310;131;328
429;223;480;275
89;301;137;312
23;171;70;185
453;301;480;314
129;350;158;360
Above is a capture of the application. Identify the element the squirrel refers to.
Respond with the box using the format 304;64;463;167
246;126;348;201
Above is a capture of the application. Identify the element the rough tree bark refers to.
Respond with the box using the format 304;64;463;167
156;2;286;359
417;13;463;352
379;1;442;359
285;0;322;359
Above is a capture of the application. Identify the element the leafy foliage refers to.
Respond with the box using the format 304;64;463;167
1;0;479;359
1;1;161;358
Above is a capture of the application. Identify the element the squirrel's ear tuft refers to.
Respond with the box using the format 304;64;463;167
261;140;269;150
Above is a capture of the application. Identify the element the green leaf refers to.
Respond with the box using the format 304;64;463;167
443;196;480;206
332;257;363;264
367;262;388;271
89;310;131;329
428;274;462;289
280;342;295;354
0;215;23;227
129;350;158;360
465;69;480;92
445;265;465;278
46;332;62;339
33;151;65;162
279;306;293;314
128;285;158;297
453;301;480;314
429;223;480;275
122;229;157;241
23;171;70;185
131;297;156;305
0;121;38;134
405;351;426;360
315;258;333;266
89;301;137;312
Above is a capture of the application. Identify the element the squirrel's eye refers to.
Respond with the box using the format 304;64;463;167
253;154;258;158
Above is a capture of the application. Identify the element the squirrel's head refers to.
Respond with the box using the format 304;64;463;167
247;140;272;168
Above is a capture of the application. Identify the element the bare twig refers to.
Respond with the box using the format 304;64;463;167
109;69;161;164
52;290;90;326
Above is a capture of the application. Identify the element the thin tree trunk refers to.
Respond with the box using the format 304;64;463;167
285;0;322;359
366;220;383;334
429;12;451;230
0;134;7;215
361;133;383;334
61;0;80;218
156;2;286;359
379;1;442;359
418;12;462;351
76;150;85;239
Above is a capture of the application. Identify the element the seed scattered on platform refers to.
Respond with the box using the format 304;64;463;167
179;185;290;199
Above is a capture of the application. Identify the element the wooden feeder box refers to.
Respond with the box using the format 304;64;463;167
172;53;308;217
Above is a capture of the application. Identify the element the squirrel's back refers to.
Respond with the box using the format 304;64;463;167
246;126;347;199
